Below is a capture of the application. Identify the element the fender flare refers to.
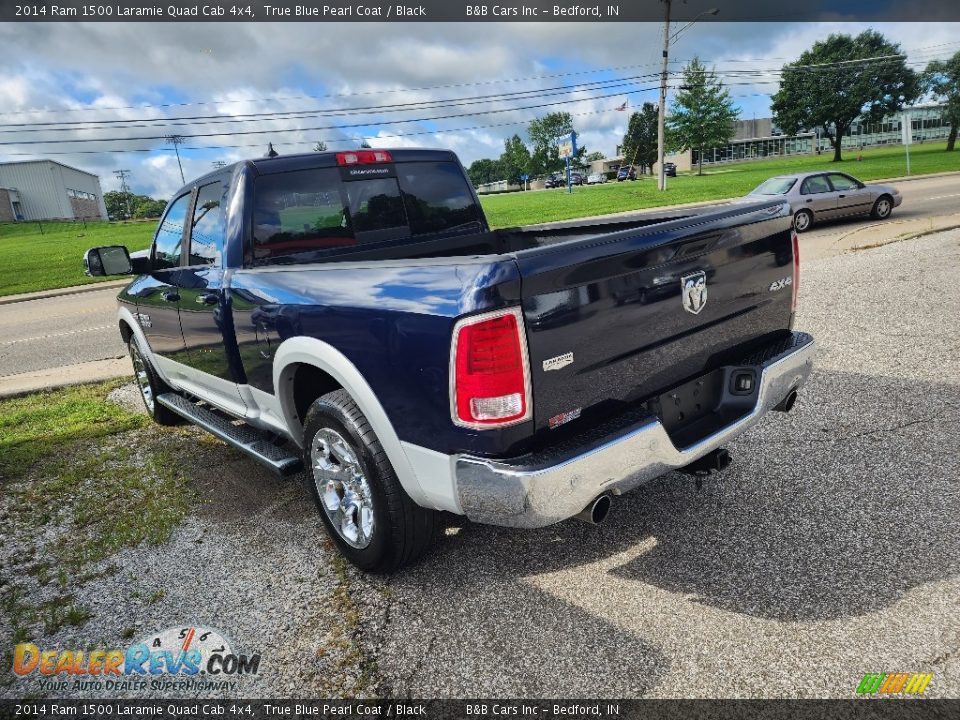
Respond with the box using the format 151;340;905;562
272;336;432;508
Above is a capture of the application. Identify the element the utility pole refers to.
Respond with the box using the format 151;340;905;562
166;135;186;183
657;0;672;191
113;169;132;219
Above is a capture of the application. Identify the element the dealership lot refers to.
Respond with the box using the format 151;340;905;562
1;229;957;699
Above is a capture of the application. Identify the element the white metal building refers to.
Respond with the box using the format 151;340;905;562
0;160;108;221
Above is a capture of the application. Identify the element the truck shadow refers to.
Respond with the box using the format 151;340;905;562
393;365;960;616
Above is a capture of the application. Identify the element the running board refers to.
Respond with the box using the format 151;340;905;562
156;393;303;477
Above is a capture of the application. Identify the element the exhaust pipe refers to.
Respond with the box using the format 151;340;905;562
775;389;798;413
575;494;612;525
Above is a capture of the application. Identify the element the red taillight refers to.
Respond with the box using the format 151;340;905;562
451;308;531;428
335;149;392;165
791;229;800;313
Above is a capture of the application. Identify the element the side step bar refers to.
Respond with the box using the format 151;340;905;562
156;393;303;477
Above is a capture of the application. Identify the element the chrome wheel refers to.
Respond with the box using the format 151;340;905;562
311;428;374;549
129;342;154;412
876;198;891;218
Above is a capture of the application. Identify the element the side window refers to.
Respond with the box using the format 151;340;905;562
189;181;225;265
153;192;191;270
800;175;831;194
827;173;858;191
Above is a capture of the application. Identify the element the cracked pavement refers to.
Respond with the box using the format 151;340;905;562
351;229;960;698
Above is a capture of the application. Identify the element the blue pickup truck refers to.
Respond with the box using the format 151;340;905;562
84;148;814;572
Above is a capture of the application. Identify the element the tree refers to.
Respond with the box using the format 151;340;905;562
467;158;503;187
359;139;372;148
132;196;166;219
584;151;606;162
667;58;739;175
621;102;659;174
772;30;920;162
498;134;532;185
313;141;328;152
923;51;960;151
527;112;585;174
103;190;134;219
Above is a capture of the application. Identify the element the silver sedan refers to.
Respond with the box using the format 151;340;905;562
741;171;903;232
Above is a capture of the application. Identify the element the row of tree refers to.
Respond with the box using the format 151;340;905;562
466;30;960;187
103;191;166;220
466;113;609;187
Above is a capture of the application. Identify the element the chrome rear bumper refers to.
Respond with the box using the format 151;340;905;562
454;331;815;528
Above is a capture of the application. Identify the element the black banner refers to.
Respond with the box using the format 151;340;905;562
3;0;960;23
1;700;959;720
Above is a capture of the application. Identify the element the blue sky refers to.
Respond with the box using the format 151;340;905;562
0;21;957;198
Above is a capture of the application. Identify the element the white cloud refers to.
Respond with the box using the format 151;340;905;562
0;21;957;198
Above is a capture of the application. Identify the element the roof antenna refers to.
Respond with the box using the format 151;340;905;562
265;143;278;158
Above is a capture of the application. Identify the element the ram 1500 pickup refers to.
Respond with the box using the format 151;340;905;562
84;148;815;572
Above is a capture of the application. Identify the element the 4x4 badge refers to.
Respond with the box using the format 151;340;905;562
681;271;708;315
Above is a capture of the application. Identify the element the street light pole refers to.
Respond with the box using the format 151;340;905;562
657;0;672;191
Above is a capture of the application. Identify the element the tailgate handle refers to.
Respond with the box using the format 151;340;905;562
675;233;721;258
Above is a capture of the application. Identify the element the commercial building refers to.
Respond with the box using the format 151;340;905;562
0;160;108;221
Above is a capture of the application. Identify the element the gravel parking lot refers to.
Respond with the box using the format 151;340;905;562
2;230;957;700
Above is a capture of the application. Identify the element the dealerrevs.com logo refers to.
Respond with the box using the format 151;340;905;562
856;672;934;695
12;626;261;693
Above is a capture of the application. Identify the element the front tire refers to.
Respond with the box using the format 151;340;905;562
303;390;437;572
128;337;181;425
871;195;893;220
793;209;813;233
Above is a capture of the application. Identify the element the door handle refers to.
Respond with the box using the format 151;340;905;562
806;199;813;203
161;290;179;302
196;293;218;306
838;194;846;198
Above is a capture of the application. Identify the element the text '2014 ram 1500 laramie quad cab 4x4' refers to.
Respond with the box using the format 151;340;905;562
84;148;815;572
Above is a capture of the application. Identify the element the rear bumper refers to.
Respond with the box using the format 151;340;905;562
454;331;815;528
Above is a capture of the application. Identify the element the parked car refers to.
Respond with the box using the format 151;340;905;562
569;172;585;186
586;172;607;185
617;165;637;181
544;173;564;188
663;162;677;177
739;172;902;232
84;147;814;572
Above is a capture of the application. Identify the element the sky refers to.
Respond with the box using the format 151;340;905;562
0;20;958;199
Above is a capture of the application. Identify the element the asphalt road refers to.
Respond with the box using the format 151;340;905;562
0;172;958;380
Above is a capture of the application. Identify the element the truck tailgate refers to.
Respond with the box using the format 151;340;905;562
514;201;796;437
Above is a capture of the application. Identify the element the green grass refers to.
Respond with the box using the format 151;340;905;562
0;220;154;297
0;143;956;297
0;382;201;660
480;141;960;228
0;380;148;481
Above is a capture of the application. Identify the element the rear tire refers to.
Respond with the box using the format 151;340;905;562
128;337;181;426
793;209;813;233
871;195;893;220
303;390;437;572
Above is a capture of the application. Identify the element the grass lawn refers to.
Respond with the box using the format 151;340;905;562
0;142;956;297
0;220;154;297
480;141;960;228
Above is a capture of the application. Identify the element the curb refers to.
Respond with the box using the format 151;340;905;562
0;279;129;306
845;222;960;252
0;357;130;399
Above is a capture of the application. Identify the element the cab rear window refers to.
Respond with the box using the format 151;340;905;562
252;160;482;263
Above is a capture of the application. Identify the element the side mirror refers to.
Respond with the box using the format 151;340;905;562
84;246;133;276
